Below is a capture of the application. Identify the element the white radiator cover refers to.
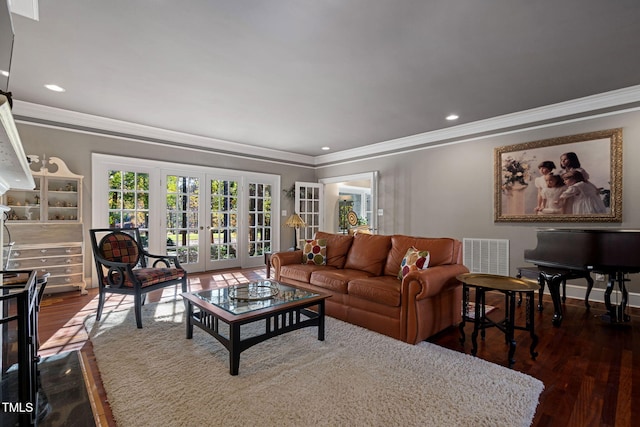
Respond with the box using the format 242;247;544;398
463;238;509;276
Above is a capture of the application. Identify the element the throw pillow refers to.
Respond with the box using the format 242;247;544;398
398;246;430;279
303;239;327;265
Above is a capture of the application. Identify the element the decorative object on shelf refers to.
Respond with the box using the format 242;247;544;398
2;154;83;223
284;213;306;250
494;129;622;223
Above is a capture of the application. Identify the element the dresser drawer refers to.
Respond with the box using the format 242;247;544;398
47;274;84;287
7;224;87;295
30;264;84;277
10;245;82;259
8;254;83;269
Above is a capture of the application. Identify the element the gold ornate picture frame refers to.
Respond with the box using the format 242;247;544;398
494;129;622;222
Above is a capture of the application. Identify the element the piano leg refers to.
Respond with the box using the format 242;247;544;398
539;271;564;327
584;272;594;309
603;272;631;323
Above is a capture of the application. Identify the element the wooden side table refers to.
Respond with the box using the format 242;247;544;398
457;273;540;368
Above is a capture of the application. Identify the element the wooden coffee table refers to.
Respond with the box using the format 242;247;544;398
181;280;330;375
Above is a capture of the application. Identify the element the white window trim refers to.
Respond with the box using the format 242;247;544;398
91;153;281;264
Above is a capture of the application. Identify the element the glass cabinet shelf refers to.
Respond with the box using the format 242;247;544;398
2;156;83;223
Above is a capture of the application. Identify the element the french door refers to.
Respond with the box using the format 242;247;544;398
207;177;240;270
164;172;205;272
92;154;279;277
295;182;323;242
162;171;273;273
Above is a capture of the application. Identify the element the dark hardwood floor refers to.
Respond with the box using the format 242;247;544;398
36;267;638;427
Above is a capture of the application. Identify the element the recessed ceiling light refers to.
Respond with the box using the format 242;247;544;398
321;146;330;151
45;84;66;92
0;70;8;77
446;114;459;121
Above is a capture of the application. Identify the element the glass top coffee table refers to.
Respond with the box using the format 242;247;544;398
181;280;330;375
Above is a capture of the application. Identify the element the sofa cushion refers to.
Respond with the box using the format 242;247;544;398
315;231;354;268
280;264;336;283
398;247;430;279
344;233;392;276
347;276;402;307
310;269;374;294
384;235;457;276
302;239;327;265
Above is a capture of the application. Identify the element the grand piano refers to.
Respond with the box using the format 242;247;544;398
524;228;640;326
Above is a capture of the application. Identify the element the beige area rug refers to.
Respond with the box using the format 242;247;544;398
86;300;544;427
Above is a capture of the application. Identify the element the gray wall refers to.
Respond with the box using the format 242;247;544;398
316;109;640;297
15;123;316;278
14;109;640;300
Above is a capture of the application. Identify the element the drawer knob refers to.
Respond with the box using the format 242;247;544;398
13;252;20;257
65;249;72;253
41;259;48;263
65;259;73;264
40;249;48;254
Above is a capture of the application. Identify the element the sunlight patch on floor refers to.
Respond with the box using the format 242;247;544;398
38;267;267;356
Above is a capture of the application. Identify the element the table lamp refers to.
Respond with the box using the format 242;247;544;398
284;213;306;250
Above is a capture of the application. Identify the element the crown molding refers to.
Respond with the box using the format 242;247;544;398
12;100;315;166
313;84;640;166
11;84;640;169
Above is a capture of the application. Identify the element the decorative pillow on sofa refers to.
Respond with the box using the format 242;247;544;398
398;246;430;279
303;239;327;265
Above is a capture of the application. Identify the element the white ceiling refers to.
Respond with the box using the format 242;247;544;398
7;1;640;162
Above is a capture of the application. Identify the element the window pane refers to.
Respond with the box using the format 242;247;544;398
106;170;150;249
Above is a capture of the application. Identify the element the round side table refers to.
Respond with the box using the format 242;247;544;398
457;272;540;368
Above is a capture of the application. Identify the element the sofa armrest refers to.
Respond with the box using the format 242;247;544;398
401;264;470;300
271;250;303;280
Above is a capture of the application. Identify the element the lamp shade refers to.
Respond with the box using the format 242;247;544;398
284;213;306;228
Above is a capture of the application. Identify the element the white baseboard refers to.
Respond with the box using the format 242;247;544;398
563;284;639;309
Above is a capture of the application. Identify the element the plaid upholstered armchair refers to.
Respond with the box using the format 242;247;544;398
89;228;188;328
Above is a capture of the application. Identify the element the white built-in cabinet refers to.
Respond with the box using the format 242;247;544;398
3;155;82;223
2;156;87;294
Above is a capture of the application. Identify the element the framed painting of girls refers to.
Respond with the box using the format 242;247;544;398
494;128;622;222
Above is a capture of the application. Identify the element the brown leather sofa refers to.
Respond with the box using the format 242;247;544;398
271;232;469;344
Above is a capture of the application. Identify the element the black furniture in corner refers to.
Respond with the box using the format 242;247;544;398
89;228;188;328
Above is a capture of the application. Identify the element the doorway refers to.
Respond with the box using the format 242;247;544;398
318;172;378;234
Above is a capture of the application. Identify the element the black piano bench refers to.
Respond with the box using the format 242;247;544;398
517;265;594;327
